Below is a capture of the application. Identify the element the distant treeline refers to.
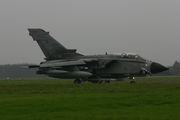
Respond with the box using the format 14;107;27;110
0;64;43;79
0;61;180;79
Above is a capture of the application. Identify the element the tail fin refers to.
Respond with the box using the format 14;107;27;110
28;28;83;60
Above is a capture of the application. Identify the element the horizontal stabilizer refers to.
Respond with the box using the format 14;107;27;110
20;65;39;68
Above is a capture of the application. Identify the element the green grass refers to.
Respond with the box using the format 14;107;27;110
0;77;180;120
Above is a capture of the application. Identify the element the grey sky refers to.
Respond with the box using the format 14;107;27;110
0;0;179;66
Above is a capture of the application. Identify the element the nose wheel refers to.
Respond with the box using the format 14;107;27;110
129;76;136;84
130;81;136;84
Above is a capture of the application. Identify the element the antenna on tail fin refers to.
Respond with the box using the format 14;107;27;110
28;28;83;60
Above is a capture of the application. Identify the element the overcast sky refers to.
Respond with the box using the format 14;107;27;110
0;0;180;66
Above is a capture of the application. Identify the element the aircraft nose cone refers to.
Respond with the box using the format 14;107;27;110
151;62;169;74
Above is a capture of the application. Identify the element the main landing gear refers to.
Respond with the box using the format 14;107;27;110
74;78;110;84
74;78;81;84
105;80;110;84
129;76;136;84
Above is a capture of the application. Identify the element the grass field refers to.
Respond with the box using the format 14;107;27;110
0;77;180;120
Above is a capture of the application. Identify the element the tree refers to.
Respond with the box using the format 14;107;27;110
172;61;180;75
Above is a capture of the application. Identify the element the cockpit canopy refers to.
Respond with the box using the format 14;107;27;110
113;53;146;61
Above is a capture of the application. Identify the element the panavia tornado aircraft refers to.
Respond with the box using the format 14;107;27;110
27;28;168;84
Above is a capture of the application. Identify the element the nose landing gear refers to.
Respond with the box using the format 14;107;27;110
129;76;136;84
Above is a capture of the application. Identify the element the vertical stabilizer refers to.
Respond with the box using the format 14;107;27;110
28;29;82;60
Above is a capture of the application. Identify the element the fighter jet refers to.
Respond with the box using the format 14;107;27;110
27;28;168;84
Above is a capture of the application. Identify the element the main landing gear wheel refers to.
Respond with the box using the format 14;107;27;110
74;78;81;84
105;80;110;84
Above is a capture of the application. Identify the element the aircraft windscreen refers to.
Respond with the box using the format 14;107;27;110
114;53;146;61
133;54;145;61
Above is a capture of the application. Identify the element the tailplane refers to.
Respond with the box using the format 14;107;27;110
28;28;83;60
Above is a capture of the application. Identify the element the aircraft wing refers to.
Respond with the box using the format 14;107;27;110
40;60;86;68
23;58;145;69
40;58;98;68
23;57;145;70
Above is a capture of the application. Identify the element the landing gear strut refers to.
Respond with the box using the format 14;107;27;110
74;78;81;84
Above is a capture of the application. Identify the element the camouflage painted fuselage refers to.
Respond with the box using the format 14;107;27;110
27;29;168;83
